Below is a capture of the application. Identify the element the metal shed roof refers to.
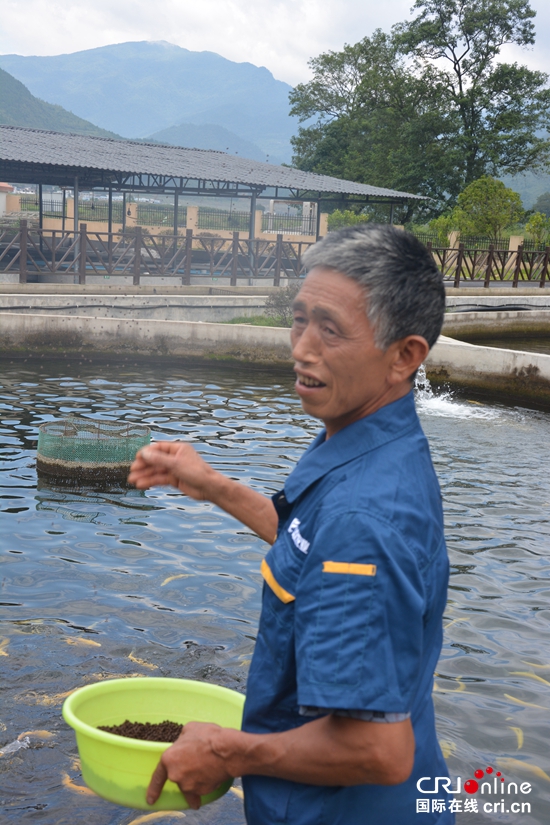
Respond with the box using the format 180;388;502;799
0;125;425;203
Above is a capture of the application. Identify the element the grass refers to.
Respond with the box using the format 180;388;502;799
224;315;291;327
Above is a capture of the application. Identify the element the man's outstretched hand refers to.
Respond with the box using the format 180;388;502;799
128;441;219;500
146;722;233;809
128;441;279;544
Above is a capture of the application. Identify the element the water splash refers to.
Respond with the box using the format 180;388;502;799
414;365;500;420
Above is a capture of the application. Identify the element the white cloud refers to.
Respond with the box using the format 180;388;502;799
1;0;548;85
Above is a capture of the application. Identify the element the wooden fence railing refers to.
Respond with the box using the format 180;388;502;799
426;242;550;288
1;223;549;286
0;223;314;285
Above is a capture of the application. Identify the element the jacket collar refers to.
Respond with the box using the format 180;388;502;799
284;391;420;503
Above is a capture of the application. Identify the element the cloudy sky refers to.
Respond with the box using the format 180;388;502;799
1;0;549;86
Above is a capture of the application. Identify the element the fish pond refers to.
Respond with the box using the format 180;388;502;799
1;359;550;824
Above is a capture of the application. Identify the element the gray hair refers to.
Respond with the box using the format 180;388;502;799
301;224;445;349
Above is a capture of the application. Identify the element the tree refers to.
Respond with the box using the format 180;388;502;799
395;0;550;185
289;0;550;218
452;176;524;241
525;211;550;246
289;31;461;220
429;214;454;246
327;209;370;230
264;282;301;327
532;192;550;217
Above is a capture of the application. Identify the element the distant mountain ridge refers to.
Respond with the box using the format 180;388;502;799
146;122;267;161
0;67;121;138
0;41;297;161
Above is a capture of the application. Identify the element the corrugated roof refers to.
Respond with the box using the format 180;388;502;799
0;125;425;200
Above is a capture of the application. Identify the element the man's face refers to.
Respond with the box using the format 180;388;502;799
291;266;408;437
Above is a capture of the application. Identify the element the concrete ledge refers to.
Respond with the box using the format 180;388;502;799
443;309;550;338
0;312;292;364
2;312;550;408
427;335;550;406
446;294;550;311
0;283;279;296
0;293;270;322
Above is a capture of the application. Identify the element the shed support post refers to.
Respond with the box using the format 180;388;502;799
173;191;179;238
108;186;113;234
134;225;142;286
73;177;79;234
389;203;395;225
315;201;322;240
79;223;87;285
62;188;66;233
73;176;79;279
183;228;192;286
122;193;126;234
248;191;257;240
248;191;257;284
38;183;43;253
19;220;27;284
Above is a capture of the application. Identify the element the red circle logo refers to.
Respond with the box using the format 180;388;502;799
464;779;479;794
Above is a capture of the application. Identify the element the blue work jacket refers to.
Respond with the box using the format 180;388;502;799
242;392;453;824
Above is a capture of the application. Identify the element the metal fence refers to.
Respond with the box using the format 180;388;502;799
137;204;187;228
197;209;251;231
19;196;187;227
411;232;440;246
262;213;316;235
20;196;66;218
1;224;548;286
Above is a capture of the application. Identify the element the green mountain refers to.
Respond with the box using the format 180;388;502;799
146;122;268;162
0;67;121;138
0;41;297;160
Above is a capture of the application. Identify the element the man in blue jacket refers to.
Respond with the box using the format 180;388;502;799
129;224;452;824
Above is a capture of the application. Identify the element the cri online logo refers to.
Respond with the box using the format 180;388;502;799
464;766;504;794
417;765;532;795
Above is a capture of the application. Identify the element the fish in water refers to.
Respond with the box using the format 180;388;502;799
126;812;186;824
504;693;550;710
128;653;158;670
438;740;457;759
61;772;96;795
64;637;102;648
18;730;55;740
230;785;245;800
511;671;550;686
508;727;524;750
161;573;191;586
496;758;550;783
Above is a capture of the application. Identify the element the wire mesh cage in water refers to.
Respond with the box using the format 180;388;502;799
36;419;151;481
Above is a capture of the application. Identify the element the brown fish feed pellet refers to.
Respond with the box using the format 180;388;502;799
98;720;184;742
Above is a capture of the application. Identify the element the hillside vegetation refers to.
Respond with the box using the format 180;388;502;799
0;67;121;138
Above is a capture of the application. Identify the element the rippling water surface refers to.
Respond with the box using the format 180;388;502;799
1;360;550;824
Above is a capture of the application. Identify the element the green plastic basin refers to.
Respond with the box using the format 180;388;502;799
62;677;245;811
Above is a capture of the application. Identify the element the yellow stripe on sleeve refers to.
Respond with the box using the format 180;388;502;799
261;558;295;603
322;561;377;576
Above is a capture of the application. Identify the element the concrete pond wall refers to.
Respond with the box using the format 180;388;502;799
1;309;550;407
